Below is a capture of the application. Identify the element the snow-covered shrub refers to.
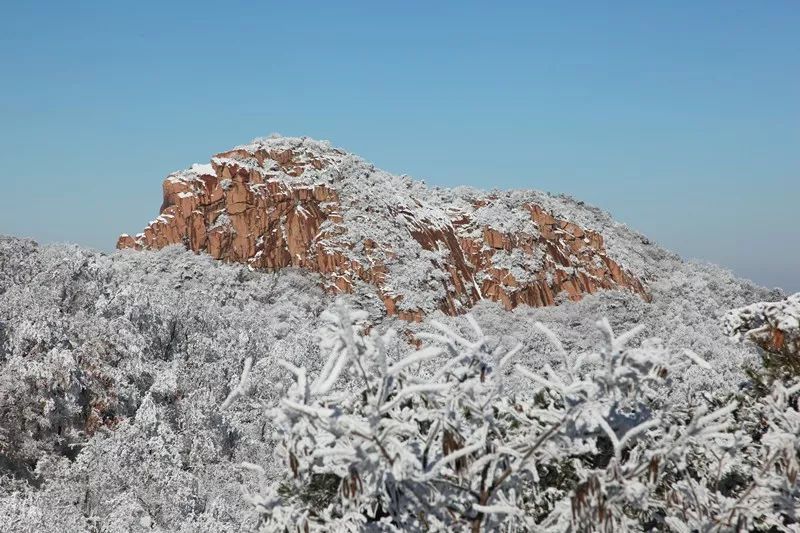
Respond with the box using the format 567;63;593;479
724;294;800;347
235;308;800;531
724;293;800;371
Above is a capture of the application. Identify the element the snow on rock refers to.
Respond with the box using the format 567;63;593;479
724;292;800;359
118;136;649;319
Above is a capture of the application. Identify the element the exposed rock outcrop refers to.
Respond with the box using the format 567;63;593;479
724;293;800;360
119;136;649;319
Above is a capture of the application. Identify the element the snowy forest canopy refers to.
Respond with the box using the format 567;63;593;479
0;236;796;532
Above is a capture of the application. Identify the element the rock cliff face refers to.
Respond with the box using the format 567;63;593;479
119;136;649;319
724;293;800;360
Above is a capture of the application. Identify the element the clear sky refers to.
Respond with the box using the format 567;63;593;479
1;1;797;292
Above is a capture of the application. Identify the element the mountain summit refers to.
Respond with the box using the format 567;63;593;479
119;136;649;319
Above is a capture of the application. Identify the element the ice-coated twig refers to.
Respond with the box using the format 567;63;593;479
387;346;442;376
221;357;252;409
683;349;712;370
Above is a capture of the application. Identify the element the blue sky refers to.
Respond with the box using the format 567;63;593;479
1;1;797;292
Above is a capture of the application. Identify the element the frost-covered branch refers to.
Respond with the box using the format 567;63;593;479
233;307;800;532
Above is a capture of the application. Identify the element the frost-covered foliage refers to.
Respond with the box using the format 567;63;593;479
724;293;800;341
238;308;800;532
422;260;783;406
724;293;800;364
0;234;790;532
0;237;334;531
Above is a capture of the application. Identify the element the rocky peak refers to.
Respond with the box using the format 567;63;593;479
118;136;650;319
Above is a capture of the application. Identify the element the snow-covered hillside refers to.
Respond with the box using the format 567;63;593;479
0;229;786;531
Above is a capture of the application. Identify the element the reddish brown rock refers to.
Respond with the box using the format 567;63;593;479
119;137;650;318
